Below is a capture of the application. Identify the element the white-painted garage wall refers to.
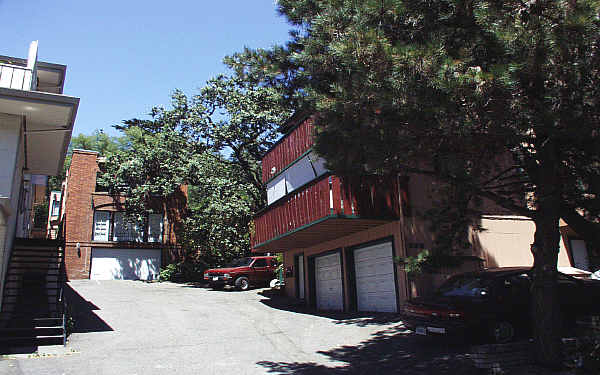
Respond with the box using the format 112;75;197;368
90;248;161;281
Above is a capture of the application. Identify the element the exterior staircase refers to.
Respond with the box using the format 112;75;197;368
0;238;67;350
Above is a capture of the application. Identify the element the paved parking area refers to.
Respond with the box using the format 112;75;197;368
0;280;477;375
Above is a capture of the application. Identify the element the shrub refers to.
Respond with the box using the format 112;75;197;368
159;263;178;282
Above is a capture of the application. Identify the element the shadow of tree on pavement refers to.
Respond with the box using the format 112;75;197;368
257;328;479;374
257;290;404;327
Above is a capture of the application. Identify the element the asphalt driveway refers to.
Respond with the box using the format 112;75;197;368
0;280;476;375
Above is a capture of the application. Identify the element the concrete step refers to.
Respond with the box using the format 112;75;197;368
0;326;64;338
0;335;64;348
13;238;62;247
0;317;62;327
9;260;62;264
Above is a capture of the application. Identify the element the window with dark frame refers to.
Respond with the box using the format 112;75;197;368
92;210;164;243
51;198;60;216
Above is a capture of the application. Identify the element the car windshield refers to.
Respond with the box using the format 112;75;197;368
224;257;253;268
436;275;491;297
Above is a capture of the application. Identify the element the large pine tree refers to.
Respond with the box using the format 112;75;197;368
229;0;600;366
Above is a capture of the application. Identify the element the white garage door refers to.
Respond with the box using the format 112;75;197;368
354;241;397;312
315;252;344;311
91;248;161;281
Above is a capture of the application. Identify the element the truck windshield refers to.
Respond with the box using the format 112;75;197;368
436;275;490;297
225;257;253;268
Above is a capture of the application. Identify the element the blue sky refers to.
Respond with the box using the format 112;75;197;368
0;0;291;136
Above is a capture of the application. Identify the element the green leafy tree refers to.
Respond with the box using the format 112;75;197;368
239;0;600;366
102;71;290;267
48;130;129;193
180;154;257;266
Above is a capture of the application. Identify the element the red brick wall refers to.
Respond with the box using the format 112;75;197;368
64;150;100;279
62;150;183;279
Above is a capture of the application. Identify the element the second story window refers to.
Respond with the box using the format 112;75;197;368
113;212;144;242
266;151;329;205
93;211;111;241
93;210;164;243
50;198;60;217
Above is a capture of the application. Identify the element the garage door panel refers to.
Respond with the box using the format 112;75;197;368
354;242;397;312
91;248;161;281
315;252;343;311
358;291;397;312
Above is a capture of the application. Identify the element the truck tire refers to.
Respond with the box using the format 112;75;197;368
235;276;250;291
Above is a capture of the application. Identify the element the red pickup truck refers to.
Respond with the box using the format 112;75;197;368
203;256;278;291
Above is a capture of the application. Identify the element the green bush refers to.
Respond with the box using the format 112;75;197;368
159;263;178;282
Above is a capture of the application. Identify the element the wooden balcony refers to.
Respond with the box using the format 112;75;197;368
251;175;403;252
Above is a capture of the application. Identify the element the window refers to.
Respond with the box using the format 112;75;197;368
51;198;60;216
113;212;144;242
265;153;330;205
253;259;268;268
93;211;111;241
147;213;163;243
92;211;163;242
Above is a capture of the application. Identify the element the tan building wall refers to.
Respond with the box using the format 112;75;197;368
283;220;409;311
472;216;572;268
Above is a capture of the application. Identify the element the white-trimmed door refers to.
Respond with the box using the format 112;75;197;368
297;255;305;299
90;248;161;280
353;241;397;312
315;252;343;311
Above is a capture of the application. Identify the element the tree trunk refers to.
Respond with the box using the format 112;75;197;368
530;140;562;368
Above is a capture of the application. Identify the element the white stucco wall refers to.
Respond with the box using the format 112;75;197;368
0;113;24;309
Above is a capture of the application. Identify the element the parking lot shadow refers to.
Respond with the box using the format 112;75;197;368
64;283;113;333
257;328;478;375
257;290;403;327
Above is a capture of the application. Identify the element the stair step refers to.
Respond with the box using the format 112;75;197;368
0;313;62;319
10;259;62;264
13;238;63;247
11;246;62;254
1;301;61;306
11;253;62;257
0;327;63;337
0;335;64;343
0;318;62;326
4;286;61;297
3;293;59;298
5;275;61;280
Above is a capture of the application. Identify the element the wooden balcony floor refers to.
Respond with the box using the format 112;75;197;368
252;216;392;252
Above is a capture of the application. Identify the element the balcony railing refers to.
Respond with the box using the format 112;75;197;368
0;41;39;91
251;175;402;249
0;63;36;91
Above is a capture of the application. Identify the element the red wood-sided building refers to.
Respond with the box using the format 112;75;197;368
251;113;581;313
